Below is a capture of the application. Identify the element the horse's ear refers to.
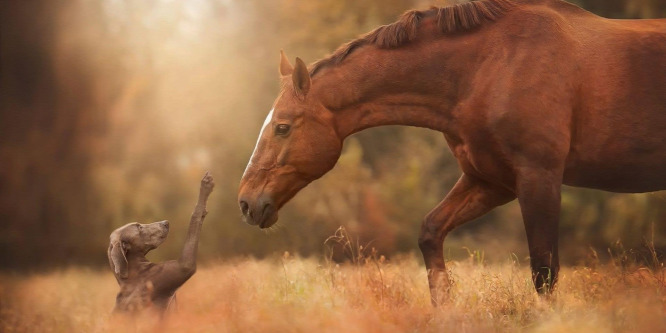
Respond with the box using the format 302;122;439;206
279;50;293;76
292;57;311;98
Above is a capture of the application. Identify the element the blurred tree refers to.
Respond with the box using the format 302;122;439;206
0;0;116;267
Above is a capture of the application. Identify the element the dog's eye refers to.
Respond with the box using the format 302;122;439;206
275;124;290;136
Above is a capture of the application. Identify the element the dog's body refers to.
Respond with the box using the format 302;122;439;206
108;172;214;314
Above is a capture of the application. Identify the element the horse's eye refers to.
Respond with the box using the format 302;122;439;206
275;124;290;136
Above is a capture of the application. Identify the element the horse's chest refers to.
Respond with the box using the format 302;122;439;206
448;139;515;189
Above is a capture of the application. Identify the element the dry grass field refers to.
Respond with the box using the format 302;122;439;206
1;249;665;333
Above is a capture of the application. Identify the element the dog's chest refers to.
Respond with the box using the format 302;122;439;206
115;280;155;312
115;279;176;313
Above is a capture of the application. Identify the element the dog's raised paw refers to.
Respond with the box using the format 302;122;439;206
201;171;215;192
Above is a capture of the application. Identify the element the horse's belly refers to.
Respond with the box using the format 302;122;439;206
563;152;666;193
565;114;666;192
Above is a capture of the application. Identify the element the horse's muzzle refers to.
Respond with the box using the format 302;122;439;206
239;195;278;229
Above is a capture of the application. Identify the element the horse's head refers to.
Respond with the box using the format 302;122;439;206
238;51;342;228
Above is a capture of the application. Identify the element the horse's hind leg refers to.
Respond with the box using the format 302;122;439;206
516;169;562;294
418;173;514;305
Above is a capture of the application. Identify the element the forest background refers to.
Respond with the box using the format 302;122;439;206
2;0;665;269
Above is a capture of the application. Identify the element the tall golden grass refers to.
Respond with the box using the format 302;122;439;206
1;246;665;333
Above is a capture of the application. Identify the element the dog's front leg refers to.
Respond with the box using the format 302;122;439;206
178;171;214;274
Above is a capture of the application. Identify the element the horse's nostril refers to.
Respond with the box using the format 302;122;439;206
262;202;272;216
240;200;249;216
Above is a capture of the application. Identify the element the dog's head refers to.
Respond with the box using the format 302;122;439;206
108;220;170;279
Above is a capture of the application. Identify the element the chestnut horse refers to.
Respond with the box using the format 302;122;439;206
238;0;666;304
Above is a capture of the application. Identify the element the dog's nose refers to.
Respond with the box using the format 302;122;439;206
161;220;169;230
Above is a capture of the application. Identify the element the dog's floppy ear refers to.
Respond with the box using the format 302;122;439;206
108;240;128;279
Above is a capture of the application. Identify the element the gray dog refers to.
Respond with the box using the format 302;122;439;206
108;172;214;314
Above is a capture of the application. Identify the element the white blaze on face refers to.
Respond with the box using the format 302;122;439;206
243;109;274;178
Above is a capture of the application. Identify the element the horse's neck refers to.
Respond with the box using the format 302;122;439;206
315;43;465;139
334;97;451;138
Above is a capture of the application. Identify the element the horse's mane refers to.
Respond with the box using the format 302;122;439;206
310;0;517;76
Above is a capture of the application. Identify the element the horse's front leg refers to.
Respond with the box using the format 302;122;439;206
516;169;562;293
418;173;515;305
